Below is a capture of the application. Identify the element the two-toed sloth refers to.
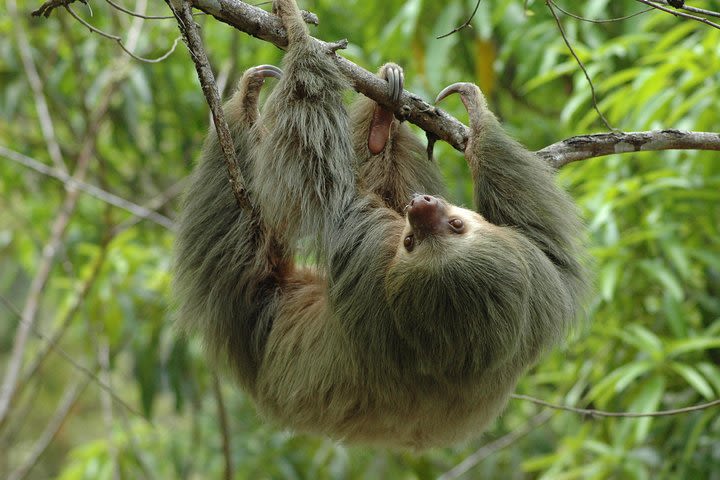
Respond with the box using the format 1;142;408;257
174;0;587;449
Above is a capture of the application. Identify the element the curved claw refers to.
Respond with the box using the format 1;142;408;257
435;82;476;105
236;65;283;128
435;82;486;128
248;64;283;80
380;63;404;103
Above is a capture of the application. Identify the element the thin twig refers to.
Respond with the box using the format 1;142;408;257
639;0;720;28
7;377;91;480
511;393;720;417
166;0;254;211
65;5;181;62
213;376;233;480
546;0;614;131
0;146;174;229
438;411;553;480
658;0;720;19
104;0;203;19
437;0;482;39
0;295;148;424
552;2;653;23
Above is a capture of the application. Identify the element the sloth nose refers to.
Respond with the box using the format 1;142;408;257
409;195;435;207
407;195;445;238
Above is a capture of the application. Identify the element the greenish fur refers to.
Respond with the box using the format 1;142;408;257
173;0;588;449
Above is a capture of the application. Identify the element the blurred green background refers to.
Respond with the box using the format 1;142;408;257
1;0;719;478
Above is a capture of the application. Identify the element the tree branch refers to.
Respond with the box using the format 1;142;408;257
31;0;720;166
538;130;720;168
190;0;470;151
166;0;254;211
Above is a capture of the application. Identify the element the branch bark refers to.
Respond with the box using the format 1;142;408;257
166;0;254;211
30;0;720;165
191;0;470;151
538;130;720;168
191;0;720;164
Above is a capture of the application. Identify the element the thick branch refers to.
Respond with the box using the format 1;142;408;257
192;0;470;151
31;0;720;166
538;130;720;168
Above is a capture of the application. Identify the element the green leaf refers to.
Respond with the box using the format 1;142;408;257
638;260;684;301
588;361;654;404
670;362;715;399
667;338;720;358
629;375;665;443
599;259;621;301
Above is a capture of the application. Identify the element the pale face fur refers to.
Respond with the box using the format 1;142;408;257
395;202;490;261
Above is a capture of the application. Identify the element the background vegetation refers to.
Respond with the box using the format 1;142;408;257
1;0;719;478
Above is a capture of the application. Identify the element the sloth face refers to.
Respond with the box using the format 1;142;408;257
396;195;485;258
384;195;530;374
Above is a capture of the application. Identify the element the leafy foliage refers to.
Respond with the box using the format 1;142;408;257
1;0;718;478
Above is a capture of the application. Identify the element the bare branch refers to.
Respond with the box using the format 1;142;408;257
437;0;482;39
636;0;720;29
438;411;553;480
104;0;197;19
65;5;181;63
551;2;653;23
538;130;720;168
0;146;174;229
166;0;254;211
212;376;233;480
656;0;720;19
512;393;720;417
7;377;91;480
547;0;614;131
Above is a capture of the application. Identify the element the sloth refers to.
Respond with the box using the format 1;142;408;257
173;0;587;449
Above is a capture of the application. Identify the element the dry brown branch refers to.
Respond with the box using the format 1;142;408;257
537;130;720;168
30;0;720;164
165;0;254;211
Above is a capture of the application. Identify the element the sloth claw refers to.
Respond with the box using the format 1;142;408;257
248;64;283;80
435;82;477;105
237;65;282;127
380;63;404;103
435;82;486;129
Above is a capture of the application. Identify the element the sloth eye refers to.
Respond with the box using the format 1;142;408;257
449;218;465;232
403;235;415;252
